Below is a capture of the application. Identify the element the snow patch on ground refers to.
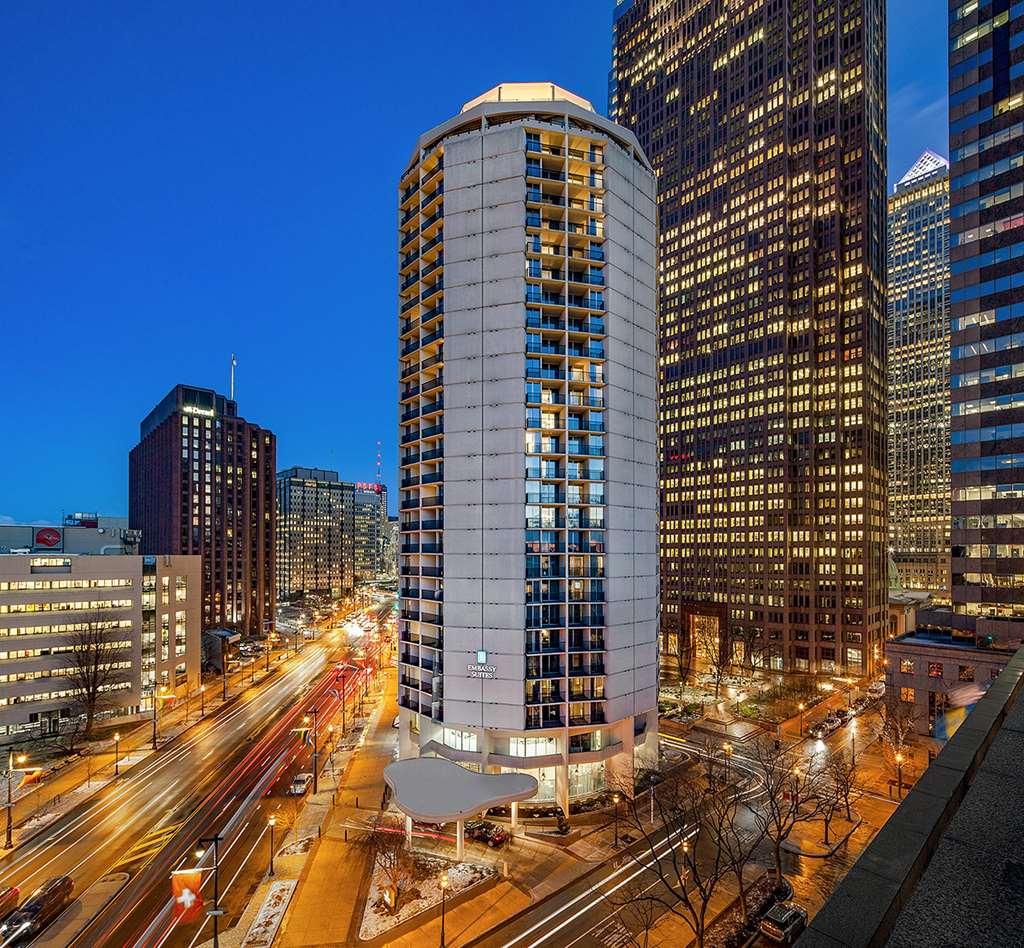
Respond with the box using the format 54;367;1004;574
240;880;296;948
358;856;495;941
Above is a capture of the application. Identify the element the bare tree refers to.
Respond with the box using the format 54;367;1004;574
749;738;823;881
875;700;916;793
695;619;730;700
601;879;661;948
613;770;733;948
355;814;417;915
705;787;766;925
825;750;861;822
65;616;131;739
736;626;767;676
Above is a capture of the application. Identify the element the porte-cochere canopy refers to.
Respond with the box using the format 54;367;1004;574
383;758;538;823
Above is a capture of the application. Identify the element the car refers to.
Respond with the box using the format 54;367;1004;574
288;773;313;796
392;714;400;728
0;877;74;942
867;679;886;700
809;720;838;741
759;901;808;944
464;819;509;847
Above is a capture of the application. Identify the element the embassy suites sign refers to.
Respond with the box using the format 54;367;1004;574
467;650;496;679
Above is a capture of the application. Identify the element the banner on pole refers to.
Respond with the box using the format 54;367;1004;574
172;869;204;922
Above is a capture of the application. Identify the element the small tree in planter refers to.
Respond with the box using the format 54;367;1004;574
825;749;862;822
357;815;417;915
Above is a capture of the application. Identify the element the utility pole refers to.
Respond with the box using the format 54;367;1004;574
307;706;320;795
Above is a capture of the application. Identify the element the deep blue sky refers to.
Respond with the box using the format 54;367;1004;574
1;1;947;524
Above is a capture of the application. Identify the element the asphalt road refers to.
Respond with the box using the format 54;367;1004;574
0;643;334;947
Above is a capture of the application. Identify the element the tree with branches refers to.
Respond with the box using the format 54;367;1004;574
704;784;766;925
875;699;916;795
612;769;734;948
825;749;861;822
695;618;730;700
601;879;661;948
749;737;823;881
355;814;417;915
65;616;131;739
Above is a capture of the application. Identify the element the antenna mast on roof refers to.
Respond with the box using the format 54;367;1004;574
376;441;383;485
230;354;237;400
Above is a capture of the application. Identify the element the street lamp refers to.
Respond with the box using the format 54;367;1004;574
220;637;229;701
196;834;224;948
798;702;806;736
895;752;904;799
612;791;622;848
723;741;733;782
152;685;170;750
4;752;28;850
439;869;450;947
114;732;121;777
250;657;256;686
268;816;276;876
306;707;320;795
200;684;206;718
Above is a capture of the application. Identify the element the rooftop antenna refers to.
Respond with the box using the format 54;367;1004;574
230;354;237;400
375;441;383;485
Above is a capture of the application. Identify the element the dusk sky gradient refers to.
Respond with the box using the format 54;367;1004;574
1;1;948;524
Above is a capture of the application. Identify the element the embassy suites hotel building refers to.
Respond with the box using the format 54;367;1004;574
613;0;888;677
396;83;659;810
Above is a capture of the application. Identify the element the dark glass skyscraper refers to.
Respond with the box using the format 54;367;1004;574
947;0;1024;647
612;0;888;677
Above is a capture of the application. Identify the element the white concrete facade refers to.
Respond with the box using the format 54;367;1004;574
0;553;202;742
398;84;658;813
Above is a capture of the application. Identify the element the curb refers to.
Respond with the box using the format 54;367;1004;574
781;813;863;858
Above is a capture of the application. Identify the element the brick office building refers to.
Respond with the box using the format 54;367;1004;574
129;384;276;636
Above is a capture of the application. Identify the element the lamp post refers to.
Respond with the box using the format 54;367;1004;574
114;732;120;777
612;791;621;848
306;707;320;794
196;834;223;948
798;701;806;736
220;638;229;701
723;741;733;782
895;752;904;799
200;684;206;717
439;869;450;947
152;685;169;750
4;752;28;850
268;816;276;876
250;657;256;686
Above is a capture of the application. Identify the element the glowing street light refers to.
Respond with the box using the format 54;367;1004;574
268;816;276;876
895;752;905;799
4;752;33;850
439;869;450;947
798;701;806;736
722;741;733;782
114;732;121;777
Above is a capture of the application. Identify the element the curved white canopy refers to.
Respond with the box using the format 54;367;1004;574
384;758;538;823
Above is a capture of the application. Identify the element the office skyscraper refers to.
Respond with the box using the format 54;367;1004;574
397;83;658;810
888;152;951;597
613;0;888;677
354;482;388;582
276;467;354;600
946;0;1024;646
129;385;276;636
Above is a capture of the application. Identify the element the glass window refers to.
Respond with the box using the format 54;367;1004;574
900;659;914;674
928;662;943;678
900;687;915;703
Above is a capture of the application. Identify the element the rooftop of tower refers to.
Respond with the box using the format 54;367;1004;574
460;83;594;114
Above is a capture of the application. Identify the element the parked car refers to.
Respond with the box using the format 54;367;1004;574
392;714;400;728
848;696;870;716
288;773;313;796
464;820;508;847
867;679;886;700
759;901;808;944
0;877;74;942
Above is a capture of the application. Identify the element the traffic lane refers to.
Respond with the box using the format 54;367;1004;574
0;648;329;910
89;675;342;947
162;728;324;948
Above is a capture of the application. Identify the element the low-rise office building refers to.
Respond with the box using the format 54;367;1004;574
885;630;1011;738
0;520;140;556
0;552;201;742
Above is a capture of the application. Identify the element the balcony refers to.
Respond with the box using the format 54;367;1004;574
400;498;420;511
420;423;444;439
401;451;419;466
420;231;443;256
526;313;566;331
420;184;444;207
420;326;444;347
421;470;444;485
421;400;443;417
526;289;566;306
400;296;420;316
419;518;443;531
420;542;443;554
400;406;420;424
421;493;444;508
569;612;605;627
421;208;443;230
400;229;418;251
420;446;443;461
421;280;443;302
